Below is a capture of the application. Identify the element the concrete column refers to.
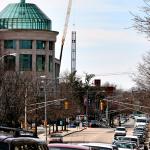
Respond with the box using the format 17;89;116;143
45;41;49;75
32;40;36;74
15;40;20;72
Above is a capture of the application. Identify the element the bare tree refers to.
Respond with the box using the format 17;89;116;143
132;0;150;38
133;51;150;90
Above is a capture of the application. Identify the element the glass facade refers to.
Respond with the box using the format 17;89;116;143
4;40;16;49
49;56;53;72
19;40;32;49
36;40;46;49
36;55;45;71
19;54;32;71
0;3;51;30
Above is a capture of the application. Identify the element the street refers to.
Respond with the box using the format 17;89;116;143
63;118;134;143
63;127;133;143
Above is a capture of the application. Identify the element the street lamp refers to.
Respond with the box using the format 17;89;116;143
40;75;48;143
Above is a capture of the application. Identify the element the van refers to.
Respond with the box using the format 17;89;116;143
134;117;148;127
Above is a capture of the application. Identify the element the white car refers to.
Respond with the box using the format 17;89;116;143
114;127;127;136
134;117;148;128
116;135;140;148
114;141;138;150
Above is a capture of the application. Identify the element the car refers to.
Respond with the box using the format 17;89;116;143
132;132;145;144
78;142;118;150
48;133;63;143
48;143;90;150
114;141;138;150
0;126;48;150
89;120;99;127
113;135;126;144
115;135;140;149
114;127;127;136
134;117;148;128
0;136;48;150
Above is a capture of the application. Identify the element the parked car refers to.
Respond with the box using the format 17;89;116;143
114;141;138;150
115;135;141;149
89;120;99;128
113;136;126;144
114;127;127;136
0;126;48;150
48;133;63;143
134;117;148;128
0;136;48;150
48;143;89;150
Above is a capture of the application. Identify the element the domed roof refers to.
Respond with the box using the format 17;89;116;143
0;0;52;31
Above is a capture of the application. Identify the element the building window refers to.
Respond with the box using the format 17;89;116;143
36;55;45;71
49;41;54;50
36;40;46;49
19;54;32;71
55;63;60;78
49;56;53;72
4;56;16;71
19;40;32;49
4;40;16;49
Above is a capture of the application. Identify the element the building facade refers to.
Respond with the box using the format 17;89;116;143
0;0;60;79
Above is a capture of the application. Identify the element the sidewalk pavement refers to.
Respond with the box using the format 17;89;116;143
38;126;87;141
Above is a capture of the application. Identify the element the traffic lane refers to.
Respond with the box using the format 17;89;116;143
63;127;133;144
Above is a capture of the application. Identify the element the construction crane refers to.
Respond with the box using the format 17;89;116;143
59;0;72;64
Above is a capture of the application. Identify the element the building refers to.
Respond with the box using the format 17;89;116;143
0;0;60;79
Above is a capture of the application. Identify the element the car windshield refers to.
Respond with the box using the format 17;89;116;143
51;134;62;137
116;128;125;131
124;138;137;143
116;143;135;149
136;119;147;123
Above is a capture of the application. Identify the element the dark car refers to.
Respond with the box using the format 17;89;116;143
0;136;48;150
48;133;63;143
0;126;48;150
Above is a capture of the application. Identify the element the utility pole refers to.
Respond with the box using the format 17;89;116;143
105;99;109;126
25;88;27;130
44;80;47;144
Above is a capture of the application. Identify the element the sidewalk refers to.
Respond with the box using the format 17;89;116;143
38;126;87;141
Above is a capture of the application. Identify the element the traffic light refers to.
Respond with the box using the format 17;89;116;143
99;100;107;111
99;100;104;111
64;100;69;109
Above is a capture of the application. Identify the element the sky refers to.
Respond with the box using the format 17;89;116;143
1;0;150;90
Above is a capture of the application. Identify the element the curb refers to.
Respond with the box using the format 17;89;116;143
63;128;87;137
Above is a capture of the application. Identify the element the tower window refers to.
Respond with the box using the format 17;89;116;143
36;55;45;71
36;40;46;49
19;54;32;71
4;56;16;71
49;56;53;72
4;40;16;49
19;40;32;49
49;41;54;50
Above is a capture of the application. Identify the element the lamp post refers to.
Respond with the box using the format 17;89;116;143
40;75;48;143
105;99;109;126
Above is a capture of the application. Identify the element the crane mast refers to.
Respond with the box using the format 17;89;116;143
59;0;72;64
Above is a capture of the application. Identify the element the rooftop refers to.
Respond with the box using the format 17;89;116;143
0;0;52;31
